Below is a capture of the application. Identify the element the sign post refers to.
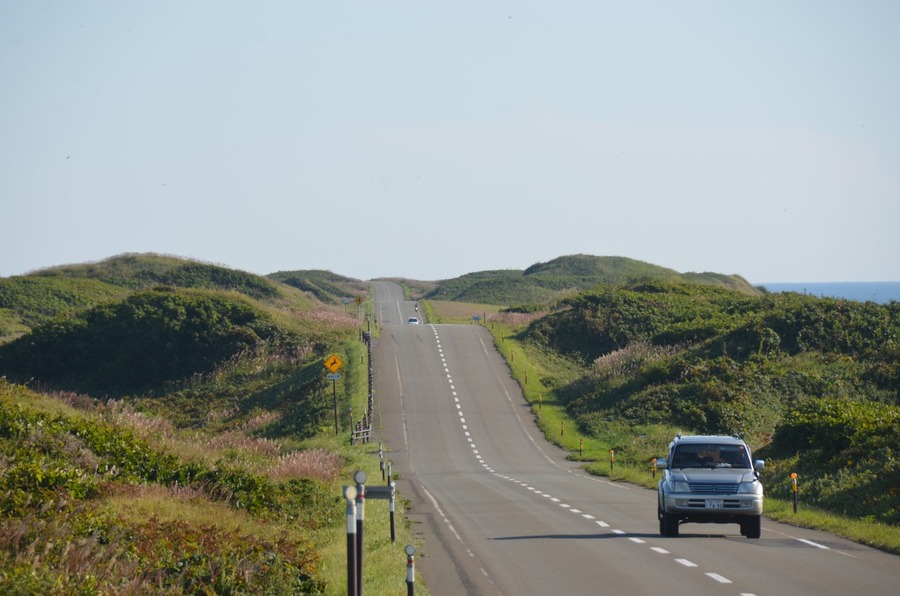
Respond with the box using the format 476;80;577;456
325;355;344;434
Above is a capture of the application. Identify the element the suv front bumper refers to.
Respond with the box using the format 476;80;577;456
662;492;763;519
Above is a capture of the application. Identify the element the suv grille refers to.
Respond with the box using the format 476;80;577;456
688;483;739;494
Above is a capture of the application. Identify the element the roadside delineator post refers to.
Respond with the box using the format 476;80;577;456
389;480;396;543
387;461;395;542
343;485;358;596
610;449;615;471
354;470;367;596
791;472;799;513
652;458;658;478
404;544;416;596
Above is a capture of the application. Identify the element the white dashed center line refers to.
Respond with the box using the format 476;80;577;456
426;325;758;595
706;573;733;584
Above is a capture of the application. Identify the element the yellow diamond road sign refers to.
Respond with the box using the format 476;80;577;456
324;354;343;373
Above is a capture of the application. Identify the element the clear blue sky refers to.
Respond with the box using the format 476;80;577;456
3;1;899;283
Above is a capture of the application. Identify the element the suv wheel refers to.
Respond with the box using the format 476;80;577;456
740;515;761;539
660;510;679;537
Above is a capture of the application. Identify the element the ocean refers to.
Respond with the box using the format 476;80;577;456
757;282;900;304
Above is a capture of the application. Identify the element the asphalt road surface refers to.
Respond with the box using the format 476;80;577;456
369;281;900;595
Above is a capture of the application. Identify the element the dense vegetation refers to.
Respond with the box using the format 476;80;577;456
268;269;369;304
0;290;295;396
0;276;129;340
423;254;761;305
518;282;900;525
0;253;334;346
33;253;280;298
0;254;386;593
0;379;335;593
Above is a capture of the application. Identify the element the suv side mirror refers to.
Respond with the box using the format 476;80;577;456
656;458;668;470
754;459;765;470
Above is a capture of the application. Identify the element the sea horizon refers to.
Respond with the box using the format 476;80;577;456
756;281;900;304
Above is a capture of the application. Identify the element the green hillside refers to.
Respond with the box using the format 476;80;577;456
517;282;900;525
0;276;129;342
0;254;385;592
0;289;290;396
0;254;348;346
33;253;281;298
424;254;762;305
267;269;368;304
0;377;332;593
0;254;363;399
523;254;681;279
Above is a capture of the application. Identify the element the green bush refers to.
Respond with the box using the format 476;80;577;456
0;290;287;395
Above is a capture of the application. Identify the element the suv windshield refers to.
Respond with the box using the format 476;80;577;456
670;443;751;469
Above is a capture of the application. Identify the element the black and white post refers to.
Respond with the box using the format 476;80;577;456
343;485;358;596
354;470;367;596
404;544;416;596
389;480;396;543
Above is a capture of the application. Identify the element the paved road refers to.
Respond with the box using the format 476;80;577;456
370;281;900;595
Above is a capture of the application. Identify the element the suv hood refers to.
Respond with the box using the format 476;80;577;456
669;469;757;483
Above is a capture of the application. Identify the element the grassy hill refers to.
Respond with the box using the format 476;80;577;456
514;281;900;526
423;254;761;305
1;289;292;396
32;253;281;298
0;276;130;342
267;269;368;304
0;254;407;592
0;254;318;345
0;253;363;397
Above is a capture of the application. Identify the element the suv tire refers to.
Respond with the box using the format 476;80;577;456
740;515;761;539
660;509;679;537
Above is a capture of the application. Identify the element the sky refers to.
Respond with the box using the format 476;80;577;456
2;1;899;284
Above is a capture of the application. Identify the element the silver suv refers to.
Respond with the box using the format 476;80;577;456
657;435;764;538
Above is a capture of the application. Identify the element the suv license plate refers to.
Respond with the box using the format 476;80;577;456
706;499;724;509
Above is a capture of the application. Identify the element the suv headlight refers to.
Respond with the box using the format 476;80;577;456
737;481;759;494
670;480;690;493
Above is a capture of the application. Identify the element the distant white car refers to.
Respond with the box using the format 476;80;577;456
407;317;420;324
